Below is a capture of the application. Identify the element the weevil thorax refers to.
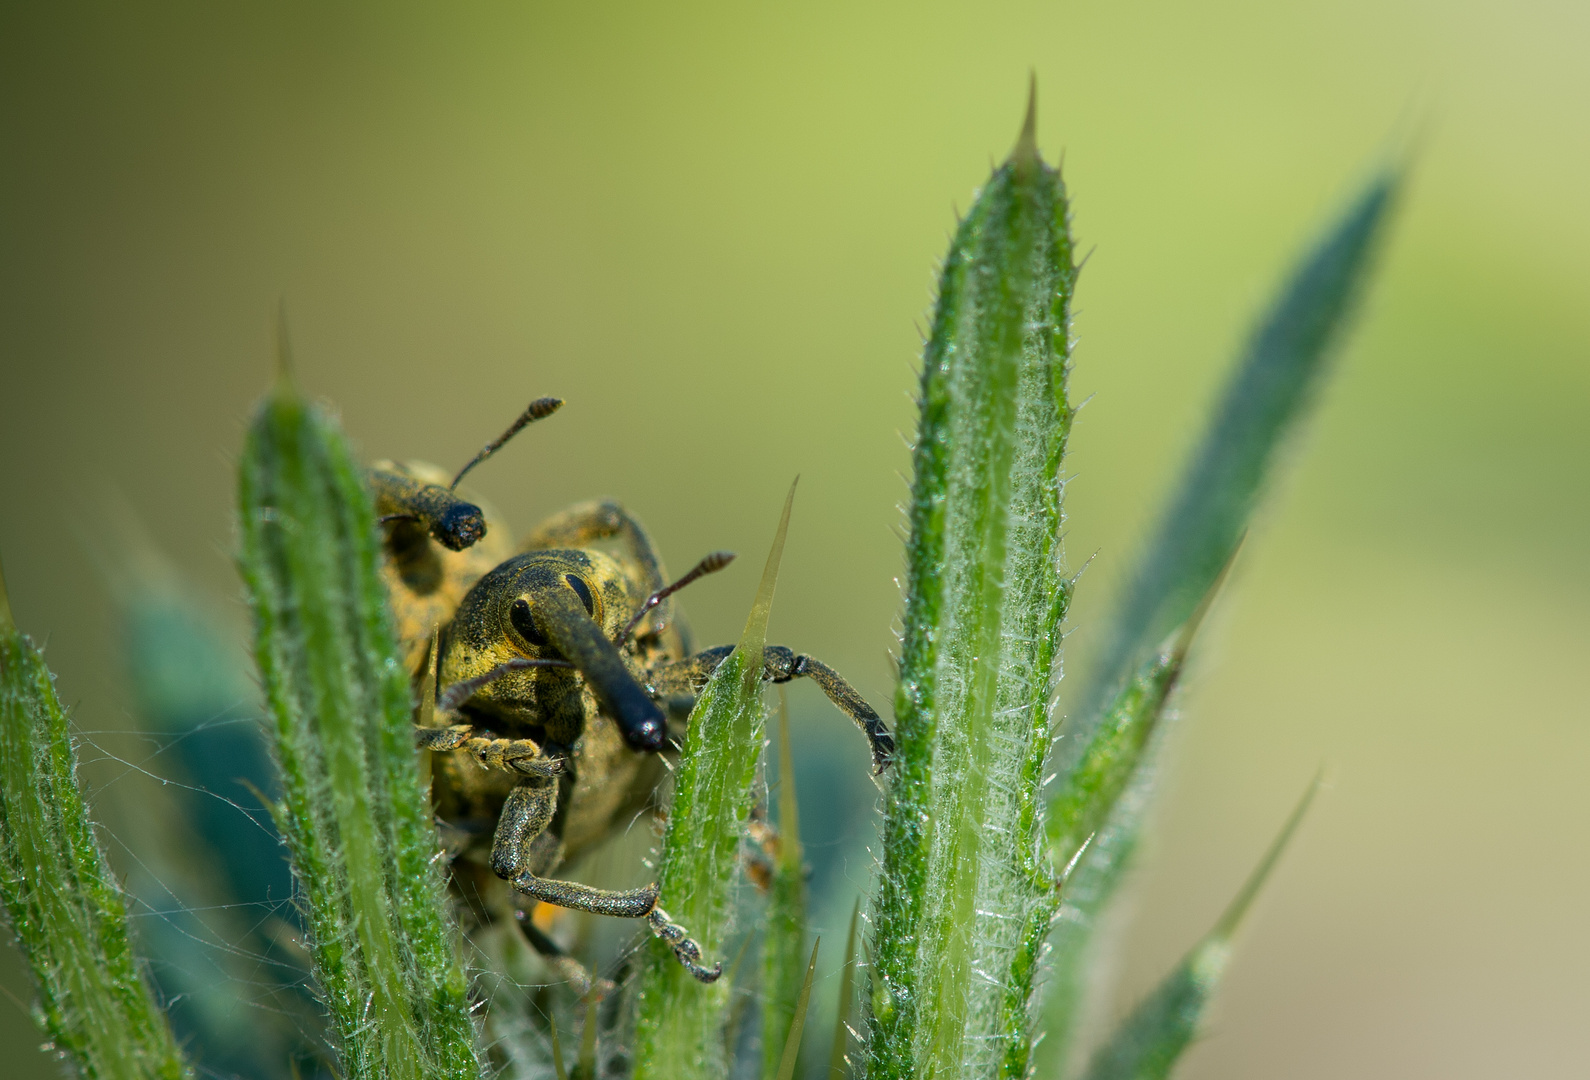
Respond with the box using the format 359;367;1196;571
440;548;647;746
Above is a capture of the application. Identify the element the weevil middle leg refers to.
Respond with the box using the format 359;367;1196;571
646;645;895;773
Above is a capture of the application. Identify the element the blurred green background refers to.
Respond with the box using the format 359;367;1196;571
1;1;1586;1077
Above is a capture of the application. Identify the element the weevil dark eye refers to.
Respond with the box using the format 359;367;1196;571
509;598;549;647
565;574;595;616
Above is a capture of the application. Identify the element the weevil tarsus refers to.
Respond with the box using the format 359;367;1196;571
647;906;724;984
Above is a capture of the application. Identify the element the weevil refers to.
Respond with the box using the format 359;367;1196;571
369;397;892;985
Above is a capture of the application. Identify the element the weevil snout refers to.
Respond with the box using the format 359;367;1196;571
442;552;668;752
522;578;668;752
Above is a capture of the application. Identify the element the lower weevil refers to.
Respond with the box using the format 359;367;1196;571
369;397;892;985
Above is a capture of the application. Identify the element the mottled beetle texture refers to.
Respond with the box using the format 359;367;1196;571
369;398;893;986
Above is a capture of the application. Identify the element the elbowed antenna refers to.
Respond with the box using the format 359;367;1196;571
616;551;737;644
450;396;564;491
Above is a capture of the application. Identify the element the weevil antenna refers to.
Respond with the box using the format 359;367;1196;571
438;656;575;714
450;396;564;491
617;551;736;644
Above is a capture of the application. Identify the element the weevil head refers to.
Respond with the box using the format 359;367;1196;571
439;549;667;751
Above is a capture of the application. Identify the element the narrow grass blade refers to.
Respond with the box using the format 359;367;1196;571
631;481;797;1080
237;374;479;1080
1036;557;1233;1075
0;556;191;1080
867;84;1077;1080
775;939;820;1080
1080;777;1320;1080
827;900;860;1079
576;995;599;1080
762;689;809;1079
550;1018;569;1080
1074;169;1401;740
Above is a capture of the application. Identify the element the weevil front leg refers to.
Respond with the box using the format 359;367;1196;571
490;780;722;983
648;645;895;773
414;724;565;778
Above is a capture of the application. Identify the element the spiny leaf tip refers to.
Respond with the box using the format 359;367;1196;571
1012;72;1039;168
273;299;299;400
1169;533;1245;656
0;550;12;631
1214;770;1323;940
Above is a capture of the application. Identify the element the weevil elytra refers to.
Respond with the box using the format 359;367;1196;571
369;397;892;985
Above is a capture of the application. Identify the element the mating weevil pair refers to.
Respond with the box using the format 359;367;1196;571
370;397;892;985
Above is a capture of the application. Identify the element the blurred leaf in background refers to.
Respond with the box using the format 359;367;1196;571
112;566;315;1079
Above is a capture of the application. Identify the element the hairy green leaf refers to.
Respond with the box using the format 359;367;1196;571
868;85;1076;1080
631;481;795;1080
1072;170;1401;742
237;367;479;1080
1036;559;1232;1075
0;558;191;1080
1040;168;1399;1077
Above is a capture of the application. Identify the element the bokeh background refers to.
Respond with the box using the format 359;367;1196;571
2;2;1586;1077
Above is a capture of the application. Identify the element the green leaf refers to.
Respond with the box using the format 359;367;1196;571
1080;777;1320;1080
1039;167;1400;1078
631;481;796;1080
762;690;810;1080
237;369;479;1080
867;84;1077;1080
0;556;191;1080
1072;170;1401;742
